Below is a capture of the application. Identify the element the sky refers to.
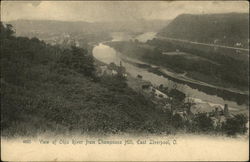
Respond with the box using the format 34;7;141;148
1;1;249;22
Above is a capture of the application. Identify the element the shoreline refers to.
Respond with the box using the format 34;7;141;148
104;43;249;106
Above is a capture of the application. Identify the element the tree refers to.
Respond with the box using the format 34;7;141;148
168;88;186;102
0;22;15;38
222;114;248;135
172;113;183;128
193;113;213;132
59;46;95;77
108;62;117;70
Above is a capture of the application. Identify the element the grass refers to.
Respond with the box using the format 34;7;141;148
1;33;175;137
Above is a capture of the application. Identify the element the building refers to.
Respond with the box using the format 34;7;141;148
96;61;127;78
189;103;232;128
235;42;242;47
223;104;230;117
117;61;127;78
154;88;169;99
96;65;108;76
137;74;143;79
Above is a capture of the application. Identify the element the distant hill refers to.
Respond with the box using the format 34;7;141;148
7;19;169;36
158;13;249;47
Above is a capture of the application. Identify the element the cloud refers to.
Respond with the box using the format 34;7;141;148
1;1;249;22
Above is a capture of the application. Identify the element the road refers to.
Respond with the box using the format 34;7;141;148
157;36;249;52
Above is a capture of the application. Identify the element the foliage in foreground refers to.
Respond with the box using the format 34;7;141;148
1;22;173;136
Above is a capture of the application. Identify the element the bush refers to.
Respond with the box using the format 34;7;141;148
172;113;184;128
0;22;14;38
59;46;95;77
193;113;213;132
222;114;248;136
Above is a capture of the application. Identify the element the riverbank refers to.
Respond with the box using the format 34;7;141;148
104;41;249;106
125;59;249;106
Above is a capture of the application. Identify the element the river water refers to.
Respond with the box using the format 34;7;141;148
92;32;248;114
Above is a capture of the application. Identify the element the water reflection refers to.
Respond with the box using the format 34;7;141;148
93;43;121;64
135;32;157;42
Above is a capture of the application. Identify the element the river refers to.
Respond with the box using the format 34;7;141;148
92;32;248;114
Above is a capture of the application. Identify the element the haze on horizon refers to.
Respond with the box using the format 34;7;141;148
1;1;249;22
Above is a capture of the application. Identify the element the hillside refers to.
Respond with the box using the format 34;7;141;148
8;19;169;37
158;13;249;47
0;22;172;137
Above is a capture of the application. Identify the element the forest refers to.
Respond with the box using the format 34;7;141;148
158;13;249;47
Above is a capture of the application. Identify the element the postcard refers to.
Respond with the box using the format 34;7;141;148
1;1;249;161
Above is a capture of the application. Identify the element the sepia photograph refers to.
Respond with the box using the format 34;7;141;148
1;0;249;161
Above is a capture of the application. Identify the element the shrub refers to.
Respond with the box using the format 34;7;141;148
222;114;248;136
172;113;184;128
193;113;213;132
59;46;95;77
